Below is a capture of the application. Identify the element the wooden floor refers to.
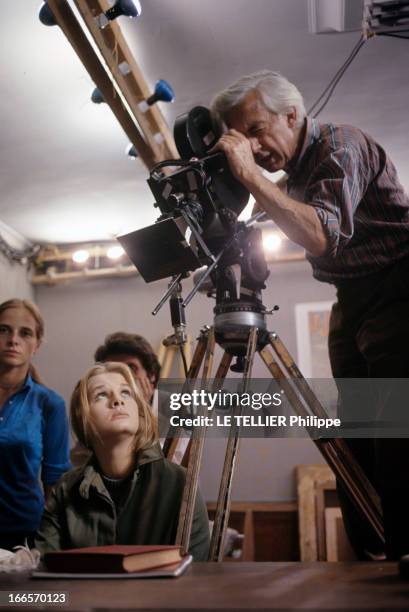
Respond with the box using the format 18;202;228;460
0;562;406;610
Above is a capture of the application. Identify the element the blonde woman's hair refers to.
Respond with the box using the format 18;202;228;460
0;298;44;384
70;362;158;451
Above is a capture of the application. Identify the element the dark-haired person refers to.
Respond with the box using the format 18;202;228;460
211;70;409;559
34;362;210;560
94;332;160;406
0;299;70;550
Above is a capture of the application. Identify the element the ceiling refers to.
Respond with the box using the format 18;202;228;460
1;0;408;245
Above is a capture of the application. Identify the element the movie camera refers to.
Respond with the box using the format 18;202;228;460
119;106;272;367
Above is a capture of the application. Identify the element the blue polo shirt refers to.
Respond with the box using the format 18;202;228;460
0;375;70;533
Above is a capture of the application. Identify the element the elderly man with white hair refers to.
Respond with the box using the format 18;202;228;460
211;70;409;561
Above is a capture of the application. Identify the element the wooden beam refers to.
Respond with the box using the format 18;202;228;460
46;0;156;169
31;265;138;285
73;0;179;162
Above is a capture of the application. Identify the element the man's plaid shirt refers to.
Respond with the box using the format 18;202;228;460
286;118;409;283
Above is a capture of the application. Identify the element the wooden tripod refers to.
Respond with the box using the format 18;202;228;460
166;326;384;560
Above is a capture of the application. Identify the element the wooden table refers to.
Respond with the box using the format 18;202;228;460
0;562;406;610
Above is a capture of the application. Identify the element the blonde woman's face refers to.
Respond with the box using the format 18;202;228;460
87;372;139;441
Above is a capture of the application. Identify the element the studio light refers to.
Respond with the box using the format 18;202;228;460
38;2;56;26
139;79;175;112
91;87;105;104
125;143;138;159
263;232;283;253
98;0;142;28
72;249;90;264
107;245;125;260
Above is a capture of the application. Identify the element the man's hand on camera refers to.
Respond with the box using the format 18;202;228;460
210;129;261;184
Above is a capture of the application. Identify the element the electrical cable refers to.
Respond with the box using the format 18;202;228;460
308;35;366;117
308;35;365;115
307;7;409;118
312;37;367;117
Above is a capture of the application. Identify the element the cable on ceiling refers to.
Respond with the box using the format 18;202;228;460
308;35;367;118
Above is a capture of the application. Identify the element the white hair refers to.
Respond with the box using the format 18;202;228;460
211;70;306;129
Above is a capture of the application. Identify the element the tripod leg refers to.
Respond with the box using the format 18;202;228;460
163;327;210;461
267;330;386;523
176;327;215;554
161;346;175;379
209;327;258;562
268;333;331;419
179;351;234;468
214;351;234;382
264;336;384;533
259;344;384;545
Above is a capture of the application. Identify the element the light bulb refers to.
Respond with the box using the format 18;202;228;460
263;232;282;252
107;246;125;260
72;249;90;264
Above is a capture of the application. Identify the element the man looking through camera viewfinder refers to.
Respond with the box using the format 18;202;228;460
211;70;409;560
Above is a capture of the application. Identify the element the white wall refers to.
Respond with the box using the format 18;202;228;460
0;253;33;302
34;260;336;501
0;220;34;302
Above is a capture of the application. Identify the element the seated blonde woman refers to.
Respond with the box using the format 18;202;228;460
35;362;210;561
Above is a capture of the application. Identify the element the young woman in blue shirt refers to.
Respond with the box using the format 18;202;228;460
0;298;70;550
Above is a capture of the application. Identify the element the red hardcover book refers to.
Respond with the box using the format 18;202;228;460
43;545;182;574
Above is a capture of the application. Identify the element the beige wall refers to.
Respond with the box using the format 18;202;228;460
34;260;336;502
